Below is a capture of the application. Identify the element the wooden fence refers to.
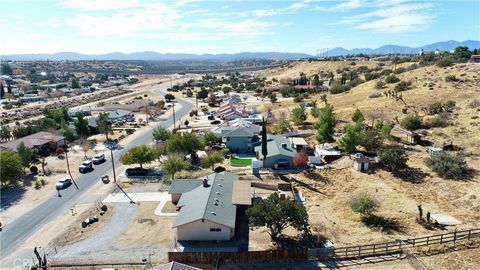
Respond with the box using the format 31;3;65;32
309;228;480;261
168;249;308;265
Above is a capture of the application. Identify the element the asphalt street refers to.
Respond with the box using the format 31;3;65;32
0;85;193;261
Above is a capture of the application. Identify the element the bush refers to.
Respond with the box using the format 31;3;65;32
393;67;406;74
425;153;467;179
375;81;386;89
445;75;458;82
34;180;41;189
364;72;381;81
385;75;400;84
436;58;454;67
394;80;412;92
427;102;444;115
378;146;408;172
40;179;46;185
349;193;380;216
330;84;351;94
400;115;422;130
426;114;448;128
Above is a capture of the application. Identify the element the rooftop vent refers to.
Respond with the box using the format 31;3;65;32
210;211;216;215
216;192;220;195
218;184;223;187
213;202;218;206
281;143;287;148
202;178;209;188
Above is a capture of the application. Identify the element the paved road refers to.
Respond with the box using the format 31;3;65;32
0;85;193;261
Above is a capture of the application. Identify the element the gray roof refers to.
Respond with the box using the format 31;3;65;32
173;171;239;229
221;126;257;138
150;261;202;270
169;179;202;194
254;135;296;158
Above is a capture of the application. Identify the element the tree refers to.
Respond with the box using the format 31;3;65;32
0;82;4;99
60;119;77;141
71;78;80;89
385;75;400;84
16;142;36;170
0;124;11;141
312;74;321;86
315;104;337;143
203;131;221;146
202;151;225;170
351;109;365;123
268;93;277;103
338;123;362;153
359;129;383;152
151;145;165;164
97;112;112;141
81;139;90;159
293;150;309;167
349;193;380;217
166;132;203;155
74;112;90;138
152;127;172;142
272;112;290;134
120;144;154;168
261;117;268;161
378;146;408;172
291;103;307;126
375;120;394;140
246;193;309;241
162;154;189;180
0;150;23;186
164;93;175;102
425;153;468;179
197;88;208;99
400;115;422;130
1;63;13;75
310;101;320;118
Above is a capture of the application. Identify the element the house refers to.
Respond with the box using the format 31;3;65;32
169;171;248;241
469;55;480;63
19;94;46;103
218;126;259;153
0;131;65;153
216;102;248;121
255;135;297;169
150;261;201;270
315;143;342;163
288;137;309;151
353;157;369;172
393;126;423;144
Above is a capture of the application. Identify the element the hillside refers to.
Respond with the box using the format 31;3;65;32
256;61;480;256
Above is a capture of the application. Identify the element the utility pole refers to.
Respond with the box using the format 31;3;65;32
172;101;176;129
110;147;117;183
195;88;198;111
64;145;79;190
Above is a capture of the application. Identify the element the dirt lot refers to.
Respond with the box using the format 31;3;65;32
115;201;176;246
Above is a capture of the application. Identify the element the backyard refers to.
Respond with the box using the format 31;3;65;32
229;157;253;167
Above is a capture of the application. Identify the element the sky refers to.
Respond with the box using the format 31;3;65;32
0;0;479;55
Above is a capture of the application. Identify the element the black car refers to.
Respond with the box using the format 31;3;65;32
125;167;149;177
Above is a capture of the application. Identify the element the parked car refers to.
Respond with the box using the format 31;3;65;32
81;216;98;228
79;160;93;173
92;154;106;164
125;167;149;177
208;143;226;151
56;177;72;190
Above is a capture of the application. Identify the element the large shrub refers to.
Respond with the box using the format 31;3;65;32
425;153;468;179
385;75;400;84
378;146;408;172
349;193;380;216
400;115;422;130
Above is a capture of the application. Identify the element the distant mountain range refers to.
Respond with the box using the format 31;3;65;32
1;40;479;61
325;40;480;57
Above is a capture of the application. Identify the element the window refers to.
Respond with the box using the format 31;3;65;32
210;228;222;232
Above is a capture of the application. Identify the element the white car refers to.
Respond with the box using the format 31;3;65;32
79;160;93;173
92;153;106;164
56;178;72;190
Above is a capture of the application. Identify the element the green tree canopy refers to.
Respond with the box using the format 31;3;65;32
164;93;175;102
16;142;36;168
338;123;362;153
349;193;380;217
97;112;112;141
166;132;203;155
202;150;225;170
272;112;291;134
425;153;468;179
351;109;365;123
0;124;11;141
1;63;13;75
400;115;422;130
74;112;90;138
358;129;383;152
120;144;154;168
291;103;307;126
378;145;408;172
0;150;24;186
246;193;309;241
315;104;337;143
152;127;172;142
162;154;189;180
202;131;221;146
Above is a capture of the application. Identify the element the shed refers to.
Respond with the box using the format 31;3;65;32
353;157;369;172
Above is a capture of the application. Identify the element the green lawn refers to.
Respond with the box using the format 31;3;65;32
229;157;252;167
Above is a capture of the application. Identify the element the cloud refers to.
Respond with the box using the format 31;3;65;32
333;1;435;33
62;0;141;11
